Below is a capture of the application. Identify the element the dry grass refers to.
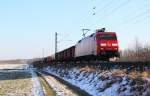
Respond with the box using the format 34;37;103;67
128;71;150;79
79;66;96;73
112;69;127;77
0;70;33;96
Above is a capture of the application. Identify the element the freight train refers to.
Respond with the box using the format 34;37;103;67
44;28;119;63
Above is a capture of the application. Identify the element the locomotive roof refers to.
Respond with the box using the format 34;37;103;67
77;31;116;43
77;33;95;43
56;45;75;53
96;32;116;34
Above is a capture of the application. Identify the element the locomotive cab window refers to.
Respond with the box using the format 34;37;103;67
99;34;116;40
78;40;81;43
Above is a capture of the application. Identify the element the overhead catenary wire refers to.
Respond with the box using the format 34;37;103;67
81;0;150;31
86;0;121;28
80;0;109;27
80;0;117;35
58;1;150;51
112;8;150;29
106;1;150;29
57;32;71;43
57;0;98;44
99;0;130;22
55;33;71;53
90;0;117;26
59;0;104;43
129;9;150;23
92;0;115;16
88;0;131;29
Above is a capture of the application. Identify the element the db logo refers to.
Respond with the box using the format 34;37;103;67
107;42;111;46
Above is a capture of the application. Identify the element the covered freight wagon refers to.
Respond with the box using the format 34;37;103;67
56;46;75;61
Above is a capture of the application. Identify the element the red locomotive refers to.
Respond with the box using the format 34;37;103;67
75;28;119;61
46;28;119;62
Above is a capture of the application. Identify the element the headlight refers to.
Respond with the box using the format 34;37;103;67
112;43;118;46
101;43;107;46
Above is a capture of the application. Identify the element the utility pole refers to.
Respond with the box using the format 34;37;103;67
42;48;44;63
55;32;58;61
42;48;44;58
82;29;90;38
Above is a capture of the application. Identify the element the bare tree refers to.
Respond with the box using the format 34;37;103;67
119;38;150;62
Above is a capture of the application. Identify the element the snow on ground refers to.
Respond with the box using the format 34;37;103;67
0;63;45;96
43;73;78;96
0;70;33;96
43;65;150;96
0;64;80;96
30;64;79;96
31;70;45;96
0;64;30;69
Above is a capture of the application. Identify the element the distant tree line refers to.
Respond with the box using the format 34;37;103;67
0;59;27;64
119;39;150;62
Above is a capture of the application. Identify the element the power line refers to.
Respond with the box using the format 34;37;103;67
57;32;70;43
91;0;115;16
58;1;99;43
79;0;107;27
132;10;150;23
101;0;130;21
86;0;120;28
93;0;115;16
79;0;117;36
89;0;131;28
110;1;150;28
80;0;114;27
112;9;150;29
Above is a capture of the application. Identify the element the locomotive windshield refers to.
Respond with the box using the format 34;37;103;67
99;34;116;40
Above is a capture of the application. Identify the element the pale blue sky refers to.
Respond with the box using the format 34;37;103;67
0;0;150;60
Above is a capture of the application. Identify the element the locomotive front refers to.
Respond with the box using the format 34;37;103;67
96;29;119;59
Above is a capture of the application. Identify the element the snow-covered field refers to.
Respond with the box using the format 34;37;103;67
31;70;45;96
0;64;44;96
42;72;79;96
0;64;30;69
44;65;150;96
0;63;84;96
0;70;33;96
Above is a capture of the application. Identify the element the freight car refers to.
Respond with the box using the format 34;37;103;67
56;46;75;61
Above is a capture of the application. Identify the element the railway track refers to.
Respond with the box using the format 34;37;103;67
33;61;150;72
36;71;56;96
76;61;150;71
31;62;150;96
36;70;91;96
